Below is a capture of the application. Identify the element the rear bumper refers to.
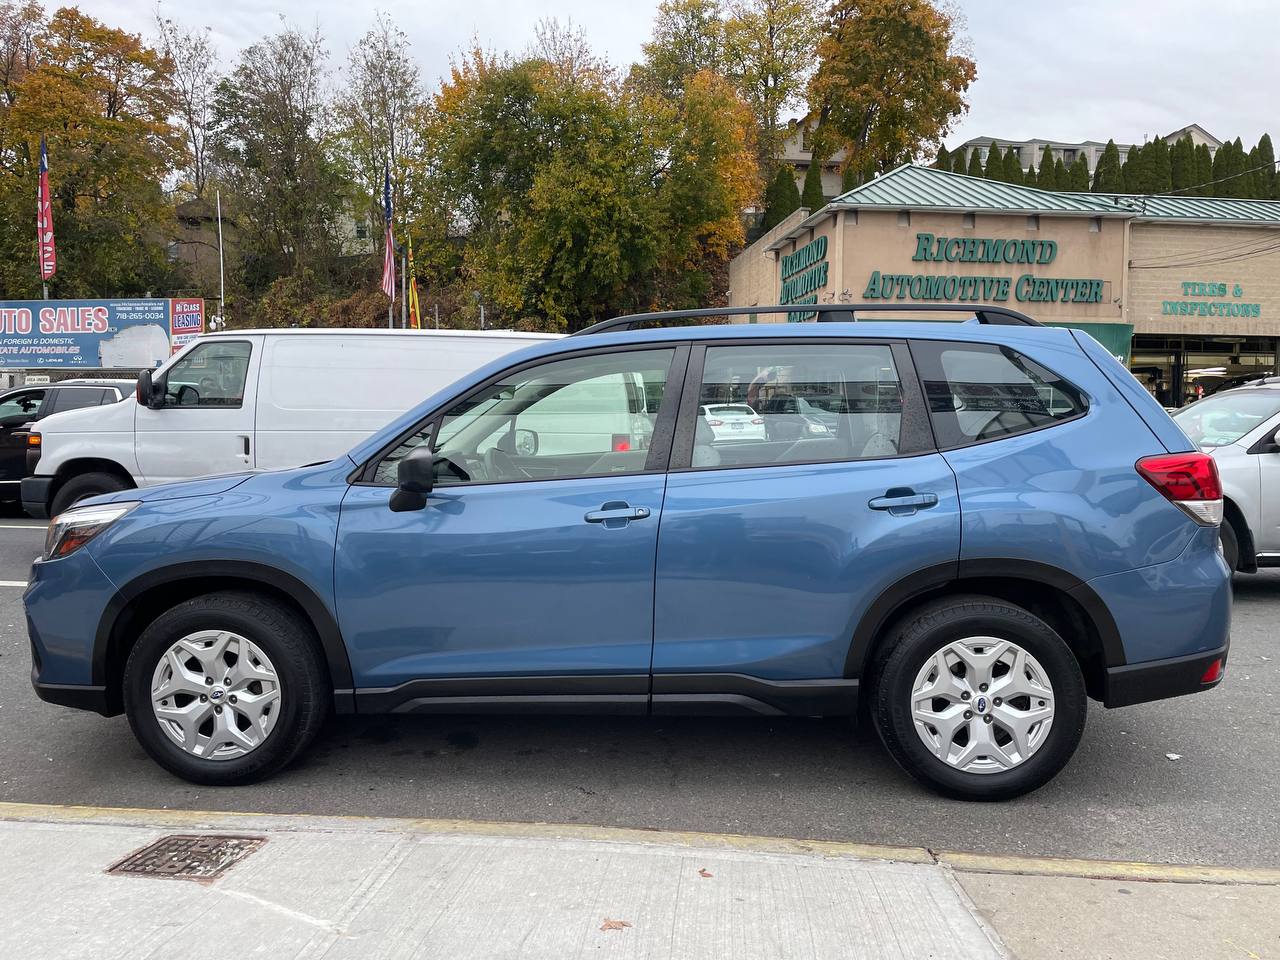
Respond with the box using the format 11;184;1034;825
21;475;52;519
1102;643;1228;708
31;674;111;715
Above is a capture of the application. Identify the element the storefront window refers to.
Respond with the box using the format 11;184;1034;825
1131;335;1276;409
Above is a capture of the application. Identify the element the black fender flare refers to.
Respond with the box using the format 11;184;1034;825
94;560;355;712
843;558;1127;678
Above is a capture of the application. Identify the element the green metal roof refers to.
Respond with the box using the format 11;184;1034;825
828;165;1280;225
830;164;1125;216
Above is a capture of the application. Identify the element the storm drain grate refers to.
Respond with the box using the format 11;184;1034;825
107;834;265;882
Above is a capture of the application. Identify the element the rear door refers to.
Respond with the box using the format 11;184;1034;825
651;339;960;708
0;388;46;483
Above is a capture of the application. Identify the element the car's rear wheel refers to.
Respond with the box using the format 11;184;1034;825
123;591;328;785
872;595;1087;801
50;471;129;516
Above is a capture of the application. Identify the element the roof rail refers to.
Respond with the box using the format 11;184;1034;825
572;303;1044;336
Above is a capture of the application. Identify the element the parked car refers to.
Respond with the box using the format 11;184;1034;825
1172;383;1280;572
25;305;1230;801
21;329;561;518
0;379;134;501
698;403;766;442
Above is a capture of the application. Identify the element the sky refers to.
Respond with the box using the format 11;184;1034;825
75;0;1279;151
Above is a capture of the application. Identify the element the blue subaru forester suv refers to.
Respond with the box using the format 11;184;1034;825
25;305;1230;801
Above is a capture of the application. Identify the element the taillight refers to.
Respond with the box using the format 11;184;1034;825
1135;453;1222;525
1200;659;1224;684
611;434;631;452
751;418;763;425
707;419;724;427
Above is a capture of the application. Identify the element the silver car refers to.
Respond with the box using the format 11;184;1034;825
1172;384;1280;572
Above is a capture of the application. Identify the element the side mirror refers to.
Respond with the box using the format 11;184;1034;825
1250;426;1280;455
514;428;539;456
136;370;163;409
389;446;435;512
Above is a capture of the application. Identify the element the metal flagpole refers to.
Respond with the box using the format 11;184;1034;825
434;303;439;329
216;190;226;328
401;249;407;328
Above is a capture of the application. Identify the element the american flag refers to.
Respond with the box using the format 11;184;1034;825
36;136;56;281
380;162;395;300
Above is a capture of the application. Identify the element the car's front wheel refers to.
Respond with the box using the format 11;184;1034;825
872;595;1087;801
123;591;329;785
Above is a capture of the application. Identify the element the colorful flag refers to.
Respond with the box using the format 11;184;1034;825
407;238;422;329
380;162;395;300
36;136;56;282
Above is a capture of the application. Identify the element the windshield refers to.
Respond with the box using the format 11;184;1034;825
1173;392;1280;447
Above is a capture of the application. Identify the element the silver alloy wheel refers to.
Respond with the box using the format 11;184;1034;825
909;636;1055;775
150;630;282;761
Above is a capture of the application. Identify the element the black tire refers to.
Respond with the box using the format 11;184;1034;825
50;471;130;516
123;591;329;785
1220;520;1240;573
872;595;1087;802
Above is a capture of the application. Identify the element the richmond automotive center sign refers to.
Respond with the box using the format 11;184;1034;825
0;298;204;368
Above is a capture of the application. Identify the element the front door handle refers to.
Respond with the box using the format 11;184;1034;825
868;488;939;517
584;501;651;528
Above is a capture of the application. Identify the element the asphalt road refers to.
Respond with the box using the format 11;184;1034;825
1;516;1276;868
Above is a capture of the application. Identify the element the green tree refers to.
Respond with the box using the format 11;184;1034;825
1213;138;1246;197
950;146;966;173
1068;154;1090;190
1246;145;1262;199
1002;148;1023;184
762;165;801;230
801;155;825;209
809;0;975;176
0;6;186;299
628;0;724;101
1092;139;1123;192
1120;142;1141;193
1147;137;1172;193
1037;150;1058;190
1193;143;1213;195
1023;160;1037;188
966;146;983;178
1169;135;1194;193
1257;133;1276;199
1052;157;1068;191
983;144;1004;180
933;144;949;169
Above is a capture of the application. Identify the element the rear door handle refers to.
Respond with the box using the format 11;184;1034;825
868;488;939;516
584;501;651;527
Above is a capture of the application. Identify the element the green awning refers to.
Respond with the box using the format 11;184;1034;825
1044;321;1133;364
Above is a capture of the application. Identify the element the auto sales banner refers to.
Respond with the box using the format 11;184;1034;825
0;298;204;368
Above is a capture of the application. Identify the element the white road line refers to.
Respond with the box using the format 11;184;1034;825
0;580;29;587
0;524;45;529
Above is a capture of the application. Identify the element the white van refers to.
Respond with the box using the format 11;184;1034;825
22;328;560;517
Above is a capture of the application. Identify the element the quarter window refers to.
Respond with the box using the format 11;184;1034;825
375;349;675;486
691;344;904;469
162;341;252;408
916;342;1087;447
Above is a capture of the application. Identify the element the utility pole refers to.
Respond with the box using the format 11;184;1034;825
400;247;407;328
433;303;439;329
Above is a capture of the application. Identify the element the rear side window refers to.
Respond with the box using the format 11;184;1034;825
914;341;1087;448
48;388;109;414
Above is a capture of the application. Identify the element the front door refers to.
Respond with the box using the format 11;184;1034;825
0;388;46;484
335;346;684;709
651;341;961;709
135;338;259;485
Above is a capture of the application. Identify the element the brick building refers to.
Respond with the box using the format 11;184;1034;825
729;164;1280;406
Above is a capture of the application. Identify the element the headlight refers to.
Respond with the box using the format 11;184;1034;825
44;501;140;560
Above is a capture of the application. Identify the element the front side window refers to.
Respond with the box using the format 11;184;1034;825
691;344;904;469
917;342;1087;448
162;341;252;408
374;349;674;486
49;388;109;414
0;389;45;421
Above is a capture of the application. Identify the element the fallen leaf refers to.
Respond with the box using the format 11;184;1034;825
698;868;713;878
600;919;632;932
1165;753;1182;761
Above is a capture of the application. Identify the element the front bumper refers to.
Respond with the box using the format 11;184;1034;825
21;475;52;519
1102;643;1228;708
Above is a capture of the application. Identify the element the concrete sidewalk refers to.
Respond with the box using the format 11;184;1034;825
1;803;1277;960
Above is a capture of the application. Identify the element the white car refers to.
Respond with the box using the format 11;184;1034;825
23;328;561;518
699;403;766;442
1171;384;1280;572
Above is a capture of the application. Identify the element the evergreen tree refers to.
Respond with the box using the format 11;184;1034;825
1257;133;1277;199
967;148;984;178
1003;148;1024;184
1194;143;1213;195
951;147;967;174
801;156;826;209
984;144;1004;180
1024;160;1037;189
841;162;858;192
1068;154;1090;190
1052;157;1068;191
934;144;950;169
1120;143;1140;193
1092;139;1123;192
1247;146;1262;199
761;166;802;232
1148;137;1172;193
1170;135;1194;193
1039;145;1055;183
1215;138;1246;197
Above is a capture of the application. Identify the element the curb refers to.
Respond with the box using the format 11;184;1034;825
2;801;1278;886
